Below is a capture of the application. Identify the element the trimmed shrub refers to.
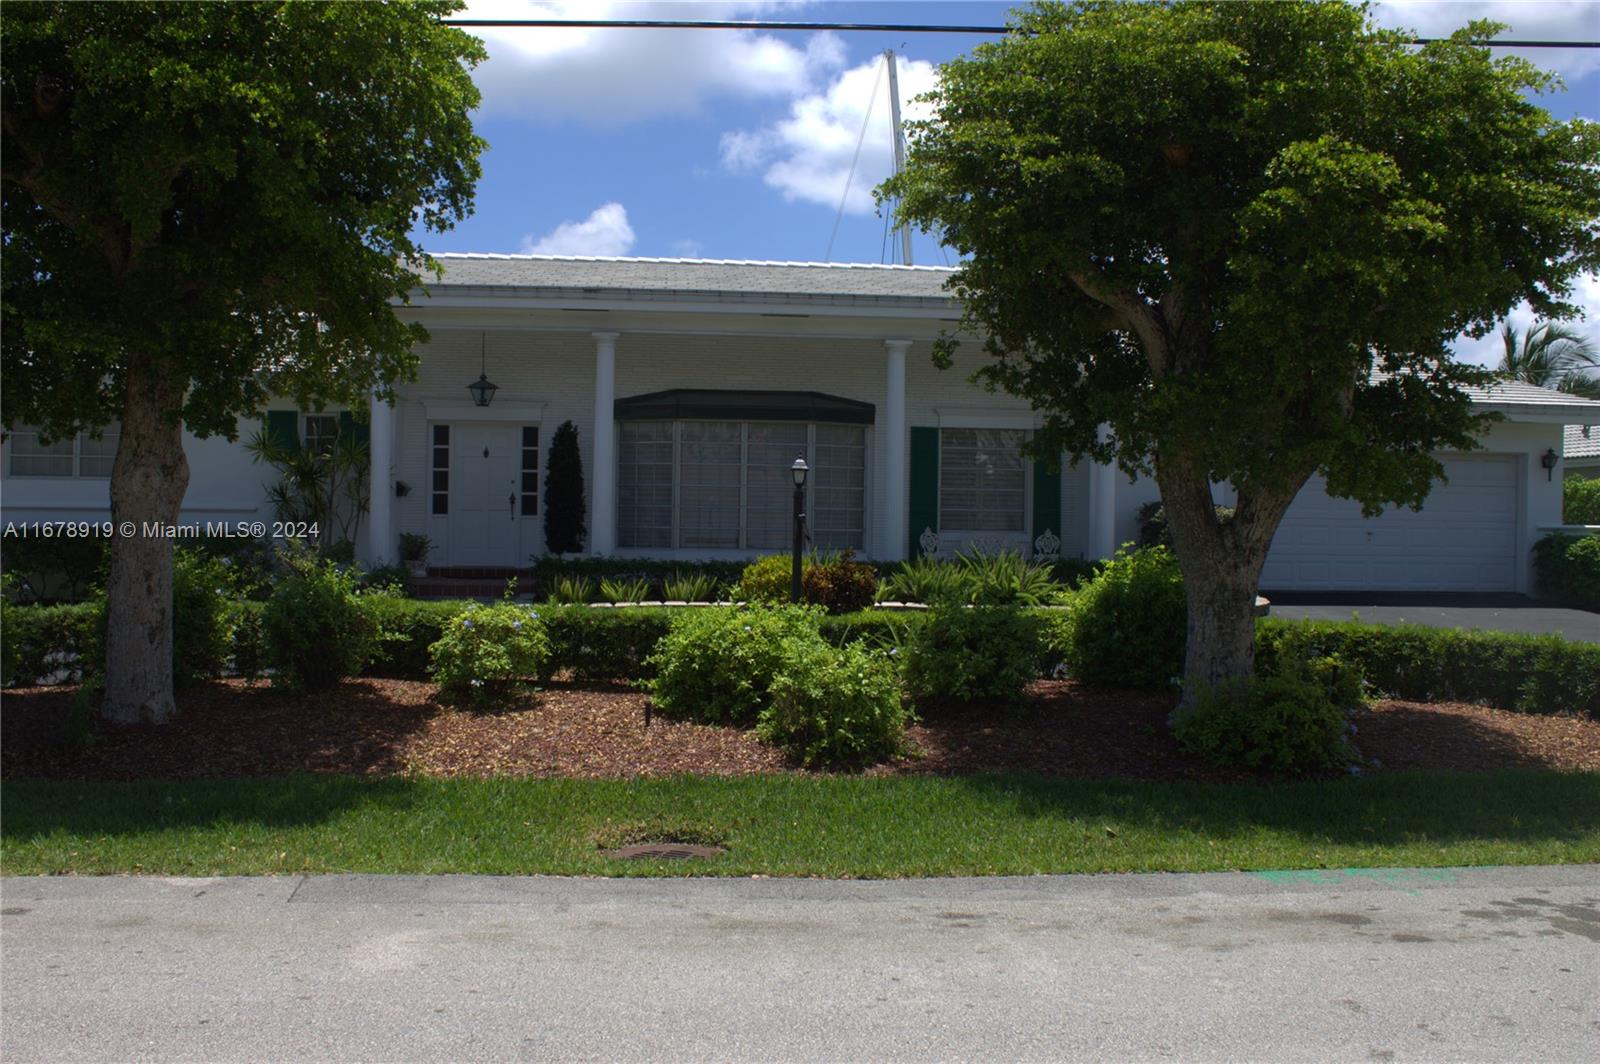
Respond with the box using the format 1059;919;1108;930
262;555;373;691
1532;532;1600;610
358;596;466;678
428;602;551;706
543;419;587;554
802;550;879;614
760;639;909;768
903;605;1044;704
541;605;673;682
1564;475;1600;525
1172;657;1357;776
0;601;99;686
171;550;236;688
1254;618;1600;718
1057;545;1186;689
739;554;797;604
645;605;826;724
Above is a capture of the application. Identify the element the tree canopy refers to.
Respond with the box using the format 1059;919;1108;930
2;0;486;440
881;0;1600;694
1;1;487;722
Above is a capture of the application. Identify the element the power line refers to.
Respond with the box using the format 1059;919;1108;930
442;19;1600;47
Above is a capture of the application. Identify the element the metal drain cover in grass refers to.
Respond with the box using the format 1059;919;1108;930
605;842;726;861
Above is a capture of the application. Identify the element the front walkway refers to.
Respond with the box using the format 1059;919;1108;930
1264;592;1599;642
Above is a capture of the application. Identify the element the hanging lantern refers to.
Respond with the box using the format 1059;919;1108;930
468;333;498;407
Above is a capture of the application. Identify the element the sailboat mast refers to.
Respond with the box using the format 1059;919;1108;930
885;48;912;266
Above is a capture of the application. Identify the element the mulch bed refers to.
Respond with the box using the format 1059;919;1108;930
3;678;1598;783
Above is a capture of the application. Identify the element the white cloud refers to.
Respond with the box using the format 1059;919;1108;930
1369;1;1600;79
1451;272;1600;369
670;238;704;257
464;0;846;124
521;202;636;255
719;53;939;214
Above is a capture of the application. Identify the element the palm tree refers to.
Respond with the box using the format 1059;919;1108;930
1498;320;1600;398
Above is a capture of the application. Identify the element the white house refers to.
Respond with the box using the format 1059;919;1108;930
4;254;1599;594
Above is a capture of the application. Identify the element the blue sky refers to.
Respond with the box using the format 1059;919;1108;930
431;1;1600;367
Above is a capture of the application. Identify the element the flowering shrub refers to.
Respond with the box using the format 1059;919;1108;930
428;603;551;706
760;638;908;768
644;605;825;724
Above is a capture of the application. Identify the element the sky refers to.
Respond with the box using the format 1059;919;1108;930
428;0;1600;369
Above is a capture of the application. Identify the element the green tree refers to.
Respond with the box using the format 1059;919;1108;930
1499;320;1600;398
881;0;1600;702
2;1;486;722
543;420;587;554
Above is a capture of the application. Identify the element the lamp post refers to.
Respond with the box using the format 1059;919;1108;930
791;455;809;604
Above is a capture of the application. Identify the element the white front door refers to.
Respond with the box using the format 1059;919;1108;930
448;424;522;567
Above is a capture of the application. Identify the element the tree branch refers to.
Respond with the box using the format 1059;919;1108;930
1067;268;1171;375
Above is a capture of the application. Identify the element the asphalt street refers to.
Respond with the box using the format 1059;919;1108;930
2;865;1597;1062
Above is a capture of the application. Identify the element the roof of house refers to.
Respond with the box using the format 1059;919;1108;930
1566;423;1600;460
427;254;957;303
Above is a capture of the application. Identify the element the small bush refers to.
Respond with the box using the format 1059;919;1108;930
0;601;99;686
545;574;597;605
227;599;267;680
957;547;1064;606
760;639;908;768
739;554;797;604
262;554;373;692
1048;557;1102;590
1564;475;1600;525
171;550;236;688
819;610;922;653
1172;658;1356;776
903;605;1044;704
1058;545;1186;689
802;550;879;614
645;605;826;724
531;556;747;597
599;576;651;604
1532;532;1600;610
428;603;551;706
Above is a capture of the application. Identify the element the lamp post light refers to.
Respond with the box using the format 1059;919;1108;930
1542;447;1559;482
791;455;809;604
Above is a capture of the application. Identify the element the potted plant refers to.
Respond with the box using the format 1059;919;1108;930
398;532;433;578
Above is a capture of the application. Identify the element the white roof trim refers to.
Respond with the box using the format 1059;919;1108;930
428;252;954;272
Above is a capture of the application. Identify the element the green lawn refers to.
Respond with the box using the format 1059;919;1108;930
4;770;1597;877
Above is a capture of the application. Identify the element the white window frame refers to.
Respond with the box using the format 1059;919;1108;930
4;424;122;479
936;425;1033;543
303;414;340;458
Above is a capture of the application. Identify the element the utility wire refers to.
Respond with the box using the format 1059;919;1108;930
825;54;885;263
442;19;1600;47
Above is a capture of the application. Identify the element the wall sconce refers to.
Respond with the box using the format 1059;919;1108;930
468;332;499;407
394;480;411;498
1542;448;1559;482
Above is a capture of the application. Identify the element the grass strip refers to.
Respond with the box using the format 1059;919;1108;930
3;770;1597;877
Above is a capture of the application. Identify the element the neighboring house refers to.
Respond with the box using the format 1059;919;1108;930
1564;424;1600;479
5;254;1600;594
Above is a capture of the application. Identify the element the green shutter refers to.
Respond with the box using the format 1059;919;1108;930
1032;451;1061;542
337;410;370;447
266;410;300;452
908;427;939;557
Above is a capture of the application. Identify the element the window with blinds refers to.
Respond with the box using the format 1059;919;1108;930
617;420;865;551
938;427;1026;532
5;423;121;478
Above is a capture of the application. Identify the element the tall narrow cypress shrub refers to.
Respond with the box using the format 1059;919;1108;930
543;420;587;554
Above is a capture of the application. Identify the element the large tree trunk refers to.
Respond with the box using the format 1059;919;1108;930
1155;457;1300;708
103;363;189;724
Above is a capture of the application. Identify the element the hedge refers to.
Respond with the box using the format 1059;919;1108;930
1255;618;1600;719
5;599;1595;721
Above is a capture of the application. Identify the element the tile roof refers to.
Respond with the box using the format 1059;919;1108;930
426;254;957;302
1566;423;1600;459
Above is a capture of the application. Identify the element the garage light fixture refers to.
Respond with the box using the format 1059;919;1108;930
1541;448;1559;481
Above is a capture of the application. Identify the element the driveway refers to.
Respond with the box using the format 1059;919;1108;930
1263;592;1599;642
3;866;1597;1062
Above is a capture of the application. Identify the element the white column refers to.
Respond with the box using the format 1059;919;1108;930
590;332;619;556
366;392;394;565
881;339;910;560
1087;425;1117;560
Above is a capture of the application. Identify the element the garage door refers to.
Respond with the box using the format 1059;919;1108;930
1261;455;1519;591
